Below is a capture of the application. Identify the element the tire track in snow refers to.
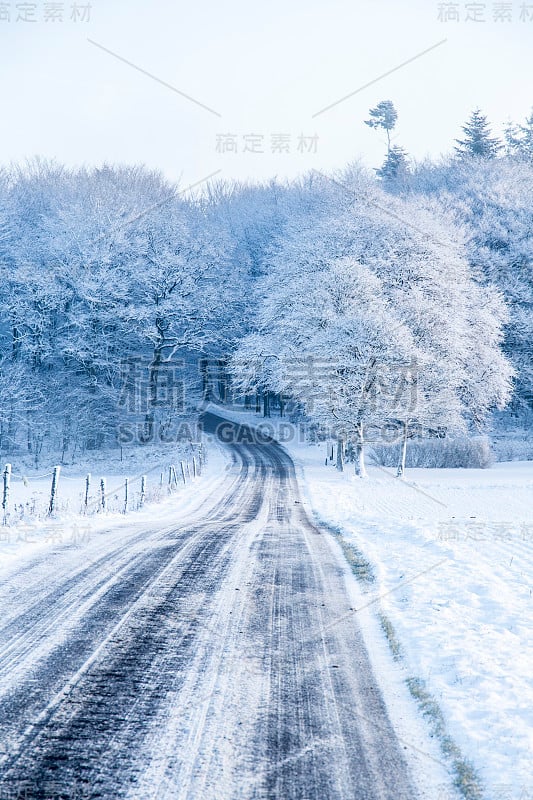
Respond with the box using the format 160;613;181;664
0;412;417;800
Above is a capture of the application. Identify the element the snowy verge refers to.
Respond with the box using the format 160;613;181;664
291;448;533;800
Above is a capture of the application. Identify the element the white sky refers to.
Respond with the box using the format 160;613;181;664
2;0;533;188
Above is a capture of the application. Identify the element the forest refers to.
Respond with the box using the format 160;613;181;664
1;106;531;472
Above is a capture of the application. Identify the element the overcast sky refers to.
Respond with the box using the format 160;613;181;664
2;0;533;188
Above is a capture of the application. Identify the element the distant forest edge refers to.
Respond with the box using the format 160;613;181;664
0;105;531;467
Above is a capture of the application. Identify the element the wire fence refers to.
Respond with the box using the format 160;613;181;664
1;444;207;526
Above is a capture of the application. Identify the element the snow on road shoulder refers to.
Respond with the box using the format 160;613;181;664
290;440;533;800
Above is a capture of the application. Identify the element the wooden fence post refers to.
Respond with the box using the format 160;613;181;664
2;464;11;525
140;475;146;507
123;478;129;514
100;478;106;512
48;466;61;515
180;461;187;484
84;473;91;513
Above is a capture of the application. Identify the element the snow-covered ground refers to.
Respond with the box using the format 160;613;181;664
211;406;533;800
291;448;533;800
2;404;531;800
0;439;229;575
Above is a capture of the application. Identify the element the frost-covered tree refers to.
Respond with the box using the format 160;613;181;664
0;161;244;458
376;145;410;186
365;101;398;155
455;109;502;159
0;152;518;468
407;156;531;414
122;200;233;438
232;168;513;476
504;109;533;162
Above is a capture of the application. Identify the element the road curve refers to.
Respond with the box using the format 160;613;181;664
0;412;416;800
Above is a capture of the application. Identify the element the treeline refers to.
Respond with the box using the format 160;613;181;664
0;162;230;460
231;166;513;475
0;123;531;467
364;102;533;419
0;161;301;462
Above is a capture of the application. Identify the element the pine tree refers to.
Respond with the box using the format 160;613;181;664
365;100;398;154
365;101;410;186
504;109;533;161
376;145;410;183
455;109;502;159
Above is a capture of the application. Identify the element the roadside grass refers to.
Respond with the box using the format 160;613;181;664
406;676;484;800
377;612;403;662
318;513;485;800
313;517;376;586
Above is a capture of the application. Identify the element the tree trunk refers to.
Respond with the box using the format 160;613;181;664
12;326;21;361
397;421;408;478
354;424;367;478
27;412;32;453
200;358;210;400
218;358;228;403
336;440;344;472
142;343;163;443
263;391;270;418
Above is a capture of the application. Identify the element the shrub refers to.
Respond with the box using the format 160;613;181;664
369;436;493;469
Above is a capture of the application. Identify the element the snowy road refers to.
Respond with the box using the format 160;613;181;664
0;413;416;800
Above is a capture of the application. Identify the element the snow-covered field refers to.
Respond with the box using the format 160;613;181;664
291;446;533;800
0;440;229;575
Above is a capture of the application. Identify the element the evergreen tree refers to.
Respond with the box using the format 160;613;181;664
365;100;398;154
455;109;502;159
365;102;410;186
504;109;533;161
376;145;410;184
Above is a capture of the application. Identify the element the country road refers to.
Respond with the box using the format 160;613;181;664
0;412;417;800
